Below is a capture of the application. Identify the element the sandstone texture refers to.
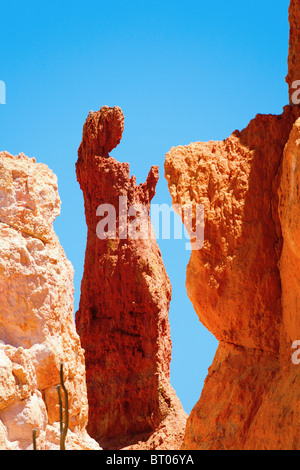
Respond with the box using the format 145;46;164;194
166;109;297;355
164;0;300;450
0;151;99;450
75;106;187;450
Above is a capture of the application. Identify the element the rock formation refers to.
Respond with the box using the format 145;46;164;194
164;0;300;450
0;151;99;450
75;106;187;450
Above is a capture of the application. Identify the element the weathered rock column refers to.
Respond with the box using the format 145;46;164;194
76;106;187;450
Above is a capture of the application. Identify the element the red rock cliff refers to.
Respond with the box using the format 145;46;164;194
165;1;300;450
75;106;187;450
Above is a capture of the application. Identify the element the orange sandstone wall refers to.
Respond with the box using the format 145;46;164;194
164;0;300;450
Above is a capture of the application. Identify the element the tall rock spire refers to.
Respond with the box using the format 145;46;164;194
75;106;187;450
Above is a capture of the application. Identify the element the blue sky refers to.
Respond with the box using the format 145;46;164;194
0;0;290;414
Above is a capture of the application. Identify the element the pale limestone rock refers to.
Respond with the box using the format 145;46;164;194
0;151;100;450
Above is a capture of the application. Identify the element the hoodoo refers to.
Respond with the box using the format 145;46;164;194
75;106;187;450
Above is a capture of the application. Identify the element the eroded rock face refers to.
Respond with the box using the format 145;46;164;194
166;108;299;355
0;151;99;450
165;107;300;450
279;118;300;344
164;0;300;449
75;106;187;450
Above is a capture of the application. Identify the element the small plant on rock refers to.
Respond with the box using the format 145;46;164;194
32;361;69;450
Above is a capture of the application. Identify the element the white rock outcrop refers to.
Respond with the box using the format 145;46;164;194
0;151;99;450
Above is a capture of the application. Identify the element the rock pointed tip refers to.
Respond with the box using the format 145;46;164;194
82;106;125;158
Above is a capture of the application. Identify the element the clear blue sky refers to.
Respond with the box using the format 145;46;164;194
0;0;290;414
